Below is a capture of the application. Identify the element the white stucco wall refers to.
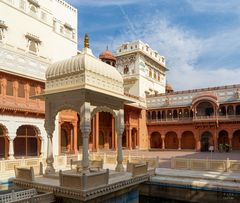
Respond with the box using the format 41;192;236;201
0;0;77;64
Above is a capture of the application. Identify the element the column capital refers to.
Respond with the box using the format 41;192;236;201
81;129;91;138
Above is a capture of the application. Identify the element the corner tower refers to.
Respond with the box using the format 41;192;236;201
115;40;168;98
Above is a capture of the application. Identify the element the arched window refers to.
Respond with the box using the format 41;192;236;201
196;102;214;116
219;105;226;116
173;110;178;119
14;125;40;157
227;105;234;115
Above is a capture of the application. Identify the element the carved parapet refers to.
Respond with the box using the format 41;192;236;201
59;169;109;190
126;161;148;177
14;166;35;181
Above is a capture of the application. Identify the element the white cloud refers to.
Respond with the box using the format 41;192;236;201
65;0;146;7
110;14;240;90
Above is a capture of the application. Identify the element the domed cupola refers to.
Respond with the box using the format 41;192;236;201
166;83;174;93
99;47;116;67
45;34;124;99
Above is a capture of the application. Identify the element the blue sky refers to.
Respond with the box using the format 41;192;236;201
65;0;240;90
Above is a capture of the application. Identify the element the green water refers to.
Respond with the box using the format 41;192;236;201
140;195;189;203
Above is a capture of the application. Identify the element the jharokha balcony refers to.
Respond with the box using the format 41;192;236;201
0;74;45;117
0;94;45;117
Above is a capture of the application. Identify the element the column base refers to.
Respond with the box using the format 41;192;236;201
45;165;55;174
8;155;14;160
115;163;124;172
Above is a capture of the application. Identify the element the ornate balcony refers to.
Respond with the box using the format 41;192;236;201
0;94;45;116
147;114;240;125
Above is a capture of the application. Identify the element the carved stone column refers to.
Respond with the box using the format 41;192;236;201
73;123;78;154
229;134;233;151
161;135;165;150
8;137;14;159
40;138;44;157
129;127;132;150
44;111;56;174
178;135;181;150
214;130;218;152
112;116;115;150
195;135;200;151
92;117;96;151
80;102;91;172
95;112;99;151
126;127;129;148
115;109;124;172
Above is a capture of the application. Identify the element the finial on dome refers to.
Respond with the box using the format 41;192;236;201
84;33;89;48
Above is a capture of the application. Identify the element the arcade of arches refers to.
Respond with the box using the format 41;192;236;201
58;109;139;155
149;129;240;151
0;124;41;159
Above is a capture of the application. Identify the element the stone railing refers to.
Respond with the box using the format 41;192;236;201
0;189;54;203
12;192;55;203
148;114;240;124
147;117;193;124
126;161;148;177
14;166;35;181
171;158;240;172
70;159;103;172
59;169;109;190
89;153;159;168
0;154;156;180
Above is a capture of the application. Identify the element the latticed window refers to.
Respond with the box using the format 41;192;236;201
26;33;41;54
18;82;25;98
29;85;35;97
14;125;40;157
29;40;37;53
6;80;13;96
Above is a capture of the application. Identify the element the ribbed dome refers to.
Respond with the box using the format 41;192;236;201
46;48;122;82
45;48;124;96
99;49;116;61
